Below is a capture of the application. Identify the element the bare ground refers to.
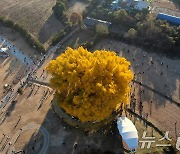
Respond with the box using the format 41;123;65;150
0;54;26;100
94;39;180;139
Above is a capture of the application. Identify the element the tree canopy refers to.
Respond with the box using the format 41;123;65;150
113;9;128;23
46;47;133;122
96;23;109;36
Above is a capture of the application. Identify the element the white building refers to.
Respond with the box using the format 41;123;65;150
134;1;150;10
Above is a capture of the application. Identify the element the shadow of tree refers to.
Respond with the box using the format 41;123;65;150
38;14;64;44
19;105;125;154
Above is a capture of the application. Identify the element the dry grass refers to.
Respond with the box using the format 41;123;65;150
0;0;64;44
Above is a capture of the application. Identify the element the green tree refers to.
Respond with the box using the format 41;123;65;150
113;9;128;23
52;2;67;18
125;28;137;39
96;23;109;36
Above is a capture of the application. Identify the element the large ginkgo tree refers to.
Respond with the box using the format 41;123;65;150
46;47;133;122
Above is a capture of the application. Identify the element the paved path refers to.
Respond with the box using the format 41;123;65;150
39;125;49;154
0;36;34;66
5;122;49;154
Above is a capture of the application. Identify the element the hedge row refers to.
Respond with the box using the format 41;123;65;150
51;29;67;46
0;16;45;52
51;24;75;46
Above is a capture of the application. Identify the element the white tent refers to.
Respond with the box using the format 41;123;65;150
117;116;138;150
0;48;8;52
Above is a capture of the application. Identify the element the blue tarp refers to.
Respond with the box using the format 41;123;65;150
157;13;180;26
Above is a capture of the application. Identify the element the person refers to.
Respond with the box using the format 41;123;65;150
74;143;78;149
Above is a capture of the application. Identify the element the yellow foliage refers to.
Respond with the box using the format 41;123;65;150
46;47;133;122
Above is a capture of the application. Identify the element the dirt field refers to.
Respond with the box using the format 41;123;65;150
0;54;26;100
151;0;180;16
0;0;64;44
94;39;180;139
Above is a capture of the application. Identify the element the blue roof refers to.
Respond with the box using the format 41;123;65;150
157;13;180;26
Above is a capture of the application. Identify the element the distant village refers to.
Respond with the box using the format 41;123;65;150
111;0;151;11
84;0;180;29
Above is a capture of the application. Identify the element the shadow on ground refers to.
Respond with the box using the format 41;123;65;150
21;106;125;154
38;14;64;44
